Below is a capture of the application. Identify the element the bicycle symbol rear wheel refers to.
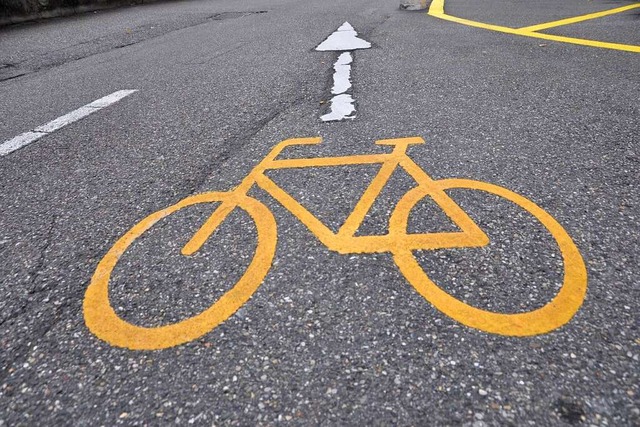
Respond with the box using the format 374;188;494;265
84;192;277;350
390;179;587;336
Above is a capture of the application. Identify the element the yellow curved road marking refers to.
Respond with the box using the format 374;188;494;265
390;179;587;336
84;192;277;350
429;0;640;53
519;3;640;32
85;137;587;349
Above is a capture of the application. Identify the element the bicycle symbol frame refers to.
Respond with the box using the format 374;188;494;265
84;137;587;350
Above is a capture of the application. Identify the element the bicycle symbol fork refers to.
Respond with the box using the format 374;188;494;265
84;137;587;350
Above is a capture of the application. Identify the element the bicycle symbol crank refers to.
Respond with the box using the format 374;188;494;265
84;137;587;350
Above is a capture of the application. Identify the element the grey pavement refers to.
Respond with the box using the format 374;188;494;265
0;0;639;425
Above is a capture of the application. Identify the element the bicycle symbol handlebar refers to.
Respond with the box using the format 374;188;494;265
84;137;587;350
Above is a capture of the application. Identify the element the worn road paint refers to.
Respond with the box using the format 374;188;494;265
315;22;371;51
0;90;138;157
428;0;640;53
85;137;587;350
331;52;353;95
321;52;356;122
321;94;356;122
316;23;371;122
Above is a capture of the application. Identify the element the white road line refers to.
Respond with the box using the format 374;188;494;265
34;106;100;134
0;132;47;155
322;52;356;122
331;52;353;95
320;94;356;122
0;89;137;157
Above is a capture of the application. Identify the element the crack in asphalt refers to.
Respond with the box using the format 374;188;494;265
182;96;307;199
0;73;27;83
178;60;332;198
0;214;62;384
0;214;58;327
0;10;268;83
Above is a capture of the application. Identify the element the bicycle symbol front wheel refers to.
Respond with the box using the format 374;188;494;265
84;192;277;350
390;179;587;336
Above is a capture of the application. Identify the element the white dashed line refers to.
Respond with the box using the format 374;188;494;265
0;89;138;157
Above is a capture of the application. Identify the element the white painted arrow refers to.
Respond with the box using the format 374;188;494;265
315;22;372;51
315;22;371;122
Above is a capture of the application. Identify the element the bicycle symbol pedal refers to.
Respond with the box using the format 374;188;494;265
84;137;587;350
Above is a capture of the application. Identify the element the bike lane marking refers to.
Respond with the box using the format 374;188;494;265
0;89;137;157
84;137;587;350
428;0;640;53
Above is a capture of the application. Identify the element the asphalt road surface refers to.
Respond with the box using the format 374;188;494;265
1;0;639;424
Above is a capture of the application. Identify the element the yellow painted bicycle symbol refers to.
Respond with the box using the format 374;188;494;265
84;137;587;350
